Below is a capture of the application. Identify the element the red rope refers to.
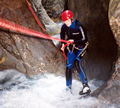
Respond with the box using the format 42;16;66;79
0;18;71;44
25;0;72;59
0;17;71;59
25;0;70;59
26;0;46;33
62;43;70;60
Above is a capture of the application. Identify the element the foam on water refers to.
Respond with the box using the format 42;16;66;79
0;70;118;108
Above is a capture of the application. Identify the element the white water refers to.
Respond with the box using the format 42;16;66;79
0;70;118;108
52;22;63;46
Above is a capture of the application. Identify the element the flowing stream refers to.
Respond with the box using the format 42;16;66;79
0;69;118;108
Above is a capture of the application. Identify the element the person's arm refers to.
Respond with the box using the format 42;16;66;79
60;25;66;41
74;25;88;44
60;25;66;51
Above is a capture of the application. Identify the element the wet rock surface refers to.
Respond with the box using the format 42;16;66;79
31;0;66;35
109;0;120;81
42;0;66;19
0;0;65;76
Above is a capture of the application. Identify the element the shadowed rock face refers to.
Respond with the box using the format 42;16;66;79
0;0;65;76
76;0;120;105
93;0;120;104
42;0;66;18
68;0;118;81
68;0;120;104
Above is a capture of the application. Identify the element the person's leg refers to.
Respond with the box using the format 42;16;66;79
65;67;72;89
75;49;91;95
74;59;87;84
66;50;76;89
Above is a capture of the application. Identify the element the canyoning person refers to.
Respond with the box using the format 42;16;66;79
60;10;91;95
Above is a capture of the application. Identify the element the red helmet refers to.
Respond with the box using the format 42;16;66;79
61;10;74;21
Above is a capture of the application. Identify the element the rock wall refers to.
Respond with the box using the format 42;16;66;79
92;0;120;104
109;0;120;81
68;0;118;81
0;0;65;76
31;0;67;35
42;0;66;18
67;0;120;104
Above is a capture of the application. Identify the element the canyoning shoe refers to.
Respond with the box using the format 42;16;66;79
79;83;91;95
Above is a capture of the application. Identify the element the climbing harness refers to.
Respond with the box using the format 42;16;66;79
77;42;89;57
63;42;89;60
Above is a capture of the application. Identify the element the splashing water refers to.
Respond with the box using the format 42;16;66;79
0;70;118;108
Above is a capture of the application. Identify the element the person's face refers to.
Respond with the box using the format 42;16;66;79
64;19;72;27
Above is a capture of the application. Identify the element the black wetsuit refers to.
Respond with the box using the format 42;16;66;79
60;19;87;47
60;19;88;89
